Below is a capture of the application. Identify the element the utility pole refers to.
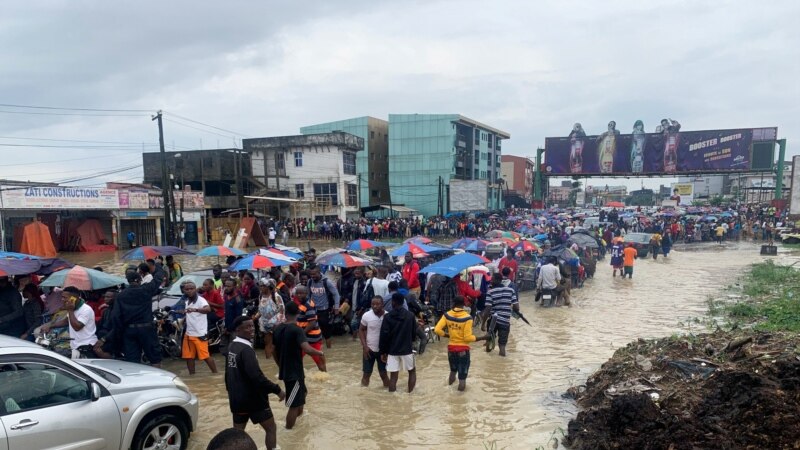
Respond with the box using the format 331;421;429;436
437;176;443;216
153;111;172;246
774;139;787;201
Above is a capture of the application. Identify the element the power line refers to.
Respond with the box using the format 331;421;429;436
0;109;148;117
54;164;142;185
0;103;152;113
0;135;159;145
7;159;142;178
163;111;250;137
162;118;243;141
0;143;157;149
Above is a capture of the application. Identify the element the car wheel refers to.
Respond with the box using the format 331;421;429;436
132;413;188;450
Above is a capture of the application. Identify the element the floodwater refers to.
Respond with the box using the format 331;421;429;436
67;241;785;449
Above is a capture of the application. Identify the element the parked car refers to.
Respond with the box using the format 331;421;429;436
0;335;198;450
624;232;652;257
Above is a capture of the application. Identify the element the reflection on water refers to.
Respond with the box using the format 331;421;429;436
68;242;784;448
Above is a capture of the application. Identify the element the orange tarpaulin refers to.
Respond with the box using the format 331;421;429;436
18;221;57;258
75;219;116;252
236;217;268;248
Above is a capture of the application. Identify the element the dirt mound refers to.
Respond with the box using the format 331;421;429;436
564;331;800;450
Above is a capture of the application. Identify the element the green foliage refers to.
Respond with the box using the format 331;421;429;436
718;261;800;332
708;195;725;207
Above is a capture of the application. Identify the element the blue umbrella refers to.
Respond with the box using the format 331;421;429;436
122;245;195;260
195;246;247;257
720;212;733;218
0;251;40;260
419;253;490;278
464;239;489;252
450;237;476;249
229;254;293;271
390;242;451;258
345;239;393;251
0;259;43;276
534;233;549;241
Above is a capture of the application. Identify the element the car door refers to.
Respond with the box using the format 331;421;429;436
0;356;121;450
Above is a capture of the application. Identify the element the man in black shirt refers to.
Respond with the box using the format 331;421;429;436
379;293;418;393
273;302;324;429
112;270;164;366
225;316;285;450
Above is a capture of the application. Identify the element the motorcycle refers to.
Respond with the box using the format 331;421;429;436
35;331;94;359
153;306;183;359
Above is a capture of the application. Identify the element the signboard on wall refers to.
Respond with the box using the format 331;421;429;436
1;186;120;209
149;191;205;209
544;125;777;176
449;179;488;212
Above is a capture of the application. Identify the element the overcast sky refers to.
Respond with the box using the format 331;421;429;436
1;0;798;191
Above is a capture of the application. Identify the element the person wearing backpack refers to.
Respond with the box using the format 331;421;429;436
306;268;340;349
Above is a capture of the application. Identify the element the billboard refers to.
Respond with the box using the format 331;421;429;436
1;186;120;209
545;123;777;176
790;156;800;217
670;182;694;206
449;179;488;212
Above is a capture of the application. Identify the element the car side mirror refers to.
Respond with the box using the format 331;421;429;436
90;382;102;402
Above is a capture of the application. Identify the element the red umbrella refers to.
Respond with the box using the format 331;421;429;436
404;236;432;245
605;201;625;208
407;242;429;258
514;240;540;252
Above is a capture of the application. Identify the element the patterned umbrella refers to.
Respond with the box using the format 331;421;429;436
450;237;477;249
404;236;432;244
390;242;450;258
514;240;540;252
316;252;373;268
491;237;518;247
485;230;521;240
345;239;393;251
229;254;292;270
40;265;127;290
263;247;303;259
257;248;299;262
195;246;247;257
122;246;195;260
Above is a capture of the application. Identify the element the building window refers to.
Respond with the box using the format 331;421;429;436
295;183;304;198
294;151;303;167
474;129;480;144
313;183;338;206
474;169;479;179
346;184;358;206
343;152;356;175
474;150;479;164
372;189;378;198
488;134;493;148
276;152;285;174
370;131;375;139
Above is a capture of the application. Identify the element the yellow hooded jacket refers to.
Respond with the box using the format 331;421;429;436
434;307;476;351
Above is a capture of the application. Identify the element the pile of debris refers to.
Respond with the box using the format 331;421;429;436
564;331;800;449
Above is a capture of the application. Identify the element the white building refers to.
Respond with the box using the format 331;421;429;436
243;132;364;220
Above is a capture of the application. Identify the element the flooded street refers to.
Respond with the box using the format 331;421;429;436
68;242;781;449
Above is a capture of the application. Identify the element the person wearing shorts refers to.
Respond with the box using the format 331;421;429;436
379;293;418;393
434;295;487;391
225;316;285;450
622;243;638;279
359;296;389;387
273;302;324;429
175;281;217;375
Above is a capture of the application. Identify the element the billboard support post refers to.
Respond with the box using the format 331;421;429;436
775;139;787;201
533;147;544;202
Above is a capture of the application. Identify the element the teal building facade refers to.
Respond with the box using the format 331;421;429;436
388;114;510;217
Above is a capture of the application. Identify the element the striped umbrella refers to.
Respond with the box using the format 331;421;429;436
514;240;540;252
465;239;490;252
195;246;247;257
229;254;292;271
450;237;476;249
345;239;393;251
122;246;195;260
316;252;373;268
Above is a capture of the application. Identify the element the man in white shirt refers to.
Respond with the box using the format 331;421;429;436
370;266;390;300
359;296;389;387
537;257;562;291
59;287;97;358
174;281;218;375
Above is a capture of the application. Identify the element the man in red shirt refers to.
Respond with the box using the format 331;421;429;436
401;252;421;296
202;278;225;321
497;249;519;282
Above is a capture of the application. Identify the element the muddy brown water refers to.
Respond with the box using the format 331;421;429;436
65;242;793;449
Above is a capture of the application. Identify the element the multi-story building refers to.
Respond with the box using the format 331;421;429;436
388;114;510;217
142;149;252;214
501;155;534;206
243;132;364;221
300;116;390;207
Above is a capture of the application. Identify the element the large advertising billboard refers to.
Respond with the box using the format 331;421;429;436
1;186;120;209
545;122;776;176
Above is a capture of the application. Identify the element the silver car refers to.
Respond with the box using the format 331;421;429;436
0;335;198;450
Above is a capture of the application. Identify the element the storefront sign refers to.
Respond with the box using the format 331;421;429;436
1;186;120;209
149;191;205;209
119;190;150;209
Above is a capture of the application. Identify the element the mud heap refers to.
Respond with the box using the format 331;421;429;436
564;331;800;450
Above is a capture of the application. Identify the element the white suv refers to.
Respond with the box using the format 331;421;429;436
0;335;198;450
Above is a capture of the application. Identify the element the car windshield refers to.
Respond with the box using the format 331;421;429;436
82;365;122;384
